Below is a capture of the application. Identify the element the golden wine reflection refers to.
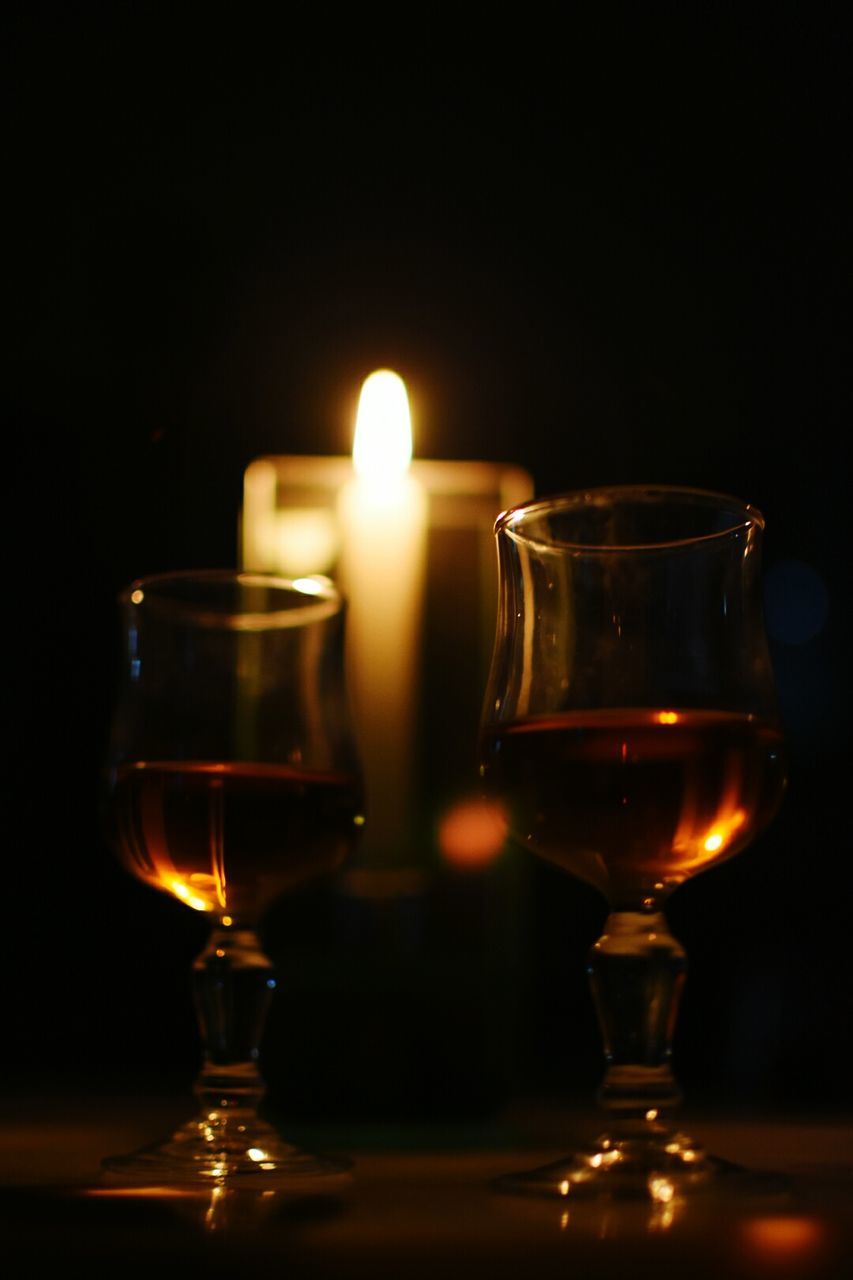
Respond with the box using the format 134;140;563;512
170;879;209;912
648;1176;675;1203
530;1192;831;1248
85;1182;285;1232
112;759;360;917
506;1161;691;1238
86;1186;198;1199
483;708;785;891
543;1185;683;1236
91;1138;349;1232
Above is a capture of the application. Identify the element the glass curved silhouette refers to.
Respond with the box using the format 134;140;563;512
480;488;786;1197
105;571;363;1186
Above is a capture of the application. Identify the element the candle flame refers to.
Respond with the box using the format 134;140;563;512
353;370;412;483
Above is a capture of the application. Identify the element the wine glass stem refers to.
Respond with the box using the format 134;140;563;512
588;910;686;1119
192;925;275;1111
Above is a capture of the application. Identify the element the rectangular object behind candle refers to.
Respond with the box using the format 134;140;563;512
241;454;532;874
241;451;533;1121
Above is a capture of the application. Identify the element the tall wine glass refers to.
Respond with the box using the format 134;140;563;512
105;571;363;1184
480;487;786;1198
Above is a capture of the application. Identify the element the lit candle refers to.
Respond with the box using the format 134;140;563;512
337;371;427;864
240;372;533;875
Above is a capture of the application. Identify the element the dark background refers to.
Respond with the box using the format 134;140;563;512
5;10;850;1120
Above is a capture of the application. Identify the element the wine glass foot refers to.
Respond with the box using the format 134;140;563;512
495;1123;789;1202
102;1105;351;1189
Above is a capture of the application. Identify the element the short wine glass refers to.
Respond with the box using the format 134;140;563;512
479;487;786;1198
104;571;363;1185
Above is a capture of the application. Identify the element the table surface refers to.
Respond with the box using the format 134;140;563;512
1;1095;852;1277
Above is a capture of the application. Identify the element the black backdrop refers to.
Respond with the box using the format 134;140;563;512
5;10;850;1119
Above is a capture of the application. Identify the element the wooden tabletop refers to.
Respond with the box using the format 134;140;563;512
1;1096;851;1277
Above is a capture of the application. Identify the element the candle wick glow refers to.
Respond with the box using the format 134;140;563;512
352;369;413;489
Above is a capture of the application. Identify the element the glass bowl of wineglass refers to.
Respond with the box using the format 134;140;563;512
479;487;787;1199
104;571;363;1185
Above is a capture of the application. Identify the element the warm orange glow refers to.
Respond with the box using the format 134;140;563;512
702;806;747;856
84;1186;199;1199
438;797;508;868
671;744;755;872
170;879;210;912
114;760;361;917
741;1216;826;1259
131;589;144;604
657;711;679;725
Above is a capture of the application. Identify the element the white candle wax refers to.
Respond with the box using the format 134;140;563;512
338;469;427;863
337;371;427;864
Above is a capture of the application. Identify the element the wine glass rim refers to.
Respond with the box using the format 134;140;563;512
496;485;765;552
119;570;344;630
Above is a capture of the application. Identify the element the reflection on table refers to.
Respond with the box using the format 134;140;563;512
1;1097;851;1277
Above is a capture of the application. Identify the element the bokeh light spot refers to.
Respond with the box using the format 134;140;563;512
438;796;508;868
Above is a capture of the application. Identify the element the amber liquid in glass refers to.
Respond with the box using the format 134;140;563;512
481;709;785;903
110;761;363;921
